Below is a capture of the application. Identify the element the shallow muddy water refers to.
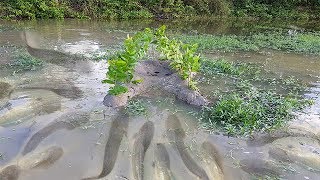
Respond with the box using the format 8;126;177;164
0;19;320;180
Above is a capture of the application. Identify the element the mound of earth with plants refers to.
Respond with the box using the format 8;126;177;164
102;26;208;108
103;60;209;107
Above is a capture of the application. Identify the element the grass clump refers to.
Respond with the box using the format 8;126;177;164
8;52;43;73
198;57;313;136
125;99;147;117
200;82;311;136
200;58;260;77
179;31;320;55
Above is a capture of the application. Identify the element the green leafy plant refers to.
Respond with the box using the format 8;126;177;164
155;25;200;90
103;25;201;95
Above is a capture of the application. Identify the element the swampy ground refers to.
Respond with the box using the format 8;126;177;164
0;19;320;180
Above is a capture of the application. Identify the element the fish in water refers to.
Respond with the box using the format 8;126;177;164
22;112;89;155
83;111;129;180
166;114;209;180
0;165;21;180
132;121;155;180
154;143;174;180
22;31;93;73
19;146;64;169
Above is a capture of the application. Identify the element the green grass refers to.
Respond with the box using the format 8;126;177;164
125;99;147;117
8;52;43;73
198;58;313;136
178;31;320;55
200;58;260;77
200;81;312;136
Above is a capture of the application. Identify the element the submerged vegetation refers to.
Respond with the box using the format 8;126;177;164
198;58;312;136
0;0;319;20
179;31;320;54
7;52;43;73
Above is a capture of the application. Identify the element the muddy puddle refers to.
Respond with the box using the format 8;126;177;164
1;19;320;180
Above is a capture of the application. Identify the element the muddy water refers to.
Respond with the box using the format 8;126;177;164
1;19;320;180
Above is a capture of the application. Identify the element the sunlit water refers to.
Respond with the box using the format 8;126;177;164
0;19;320;180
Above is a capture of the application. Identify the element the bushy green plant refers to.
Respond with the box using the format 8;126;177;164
102;28;154;95
102;25;201;95
0;0;67;19
155;25;200;89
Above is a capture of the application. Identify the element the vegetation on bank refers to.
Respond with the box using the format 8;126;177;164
179;31;320;54
198;58;312;136
102;25;200;95
0;0;319;20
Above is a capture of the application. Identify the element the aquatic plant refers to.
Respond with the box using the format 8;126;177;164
102;25;201;95
200;58;260;77
8;52;43;73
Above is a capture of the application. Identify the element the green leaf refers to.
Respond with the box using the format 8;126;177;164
102;79;115;84
132;79;143;84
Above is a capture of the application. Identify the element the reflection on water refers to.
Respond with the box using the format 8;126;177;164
0;19;320;179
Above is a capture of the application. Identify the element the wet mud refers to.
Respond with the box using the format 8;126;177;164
240;158;283;177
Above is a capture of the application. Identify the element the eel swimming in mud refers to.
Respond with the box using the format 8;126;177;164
0;165;21;180
22;112;89;155
20;146;64;169
201;141;224;179
166;114;209;180
83;112;129;180
154;143;174;180
132;121;155;180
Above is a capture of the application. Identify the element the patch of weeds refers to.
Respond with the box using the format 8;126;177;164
8;52;43;73
178;31;320;55
125;99;147;117
200;58;260;77
199;80;312;136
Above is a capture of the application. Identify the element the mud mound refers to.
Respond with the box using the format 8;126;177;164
103;60;209;108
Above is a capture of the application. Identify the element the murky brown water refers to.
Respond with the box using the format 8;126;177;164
1;19;320;180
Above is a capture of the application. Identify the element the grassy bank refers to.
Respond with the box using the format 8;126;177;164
0;0;319;20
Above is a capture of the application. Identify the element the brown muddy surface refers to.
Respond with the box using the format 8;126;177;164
0;19;320;180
